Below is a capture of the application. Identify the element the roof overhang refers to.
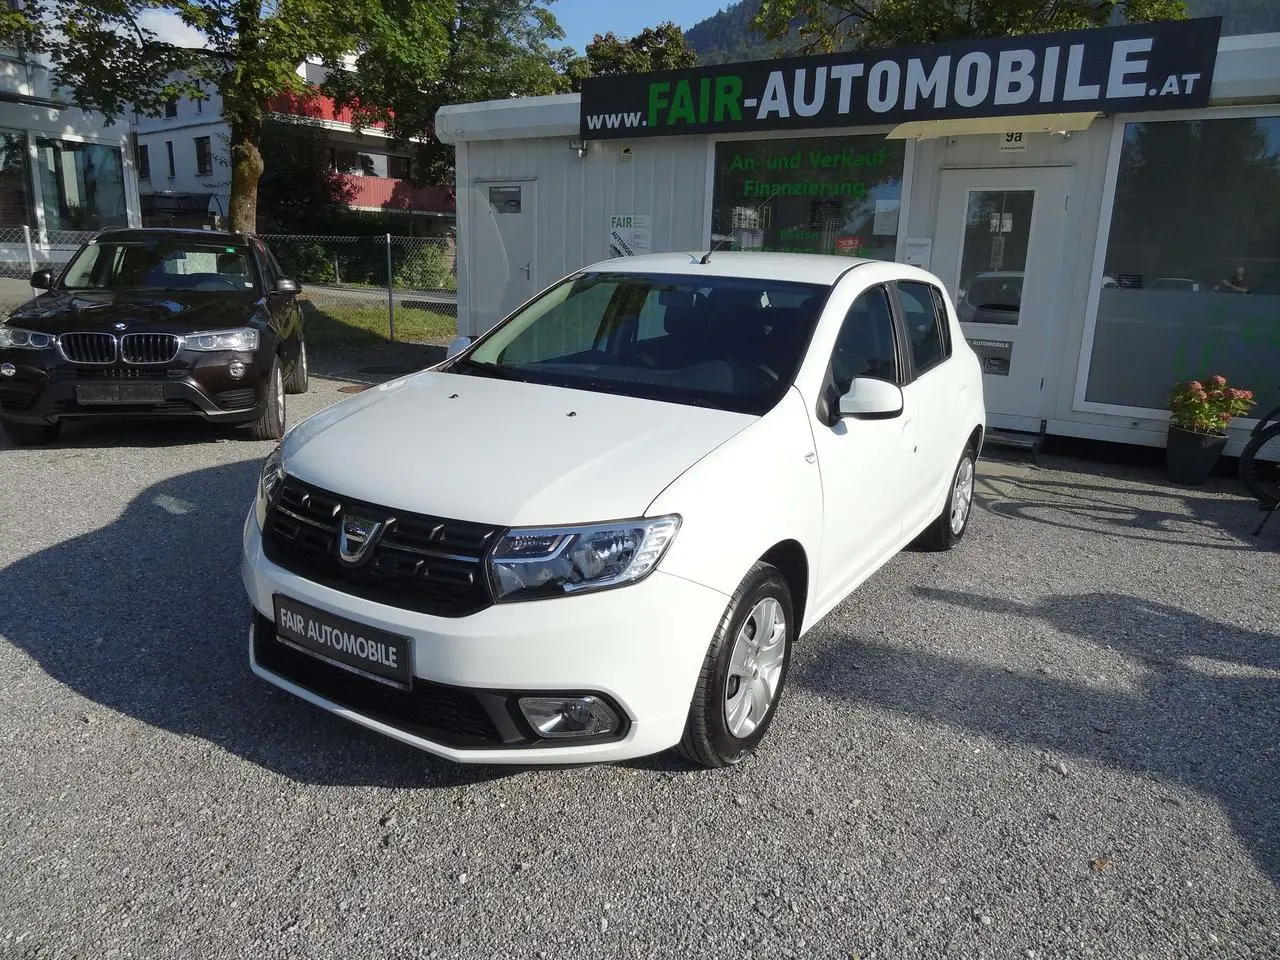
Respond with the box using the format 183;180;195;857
885;111;1100;140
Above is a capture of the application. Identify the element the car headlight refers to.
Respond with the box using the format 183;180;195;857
185;328;259;352
0;326;55;350
488;515;681;602
255;447;285;528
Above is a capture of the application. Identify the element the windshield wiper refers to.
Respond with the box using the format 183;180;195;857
450;357;529;382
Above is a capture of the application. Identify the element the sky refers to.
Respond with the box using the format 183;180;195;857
137;1;732;54
552;0;730;52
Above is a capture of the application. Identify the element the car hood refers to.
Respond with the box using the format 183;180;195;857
282;371;756;528
6;289;262;334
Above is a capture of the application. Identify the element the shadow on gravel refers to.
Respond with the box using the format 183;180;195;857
793;589;1280;884
979;473;1269;551
0;459;510;790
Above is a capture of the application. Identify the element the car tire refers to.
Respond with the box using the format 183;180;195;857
249;357;286;441
676;561;794;769
1;418;61;447
284;339;309;395
916;444;977;551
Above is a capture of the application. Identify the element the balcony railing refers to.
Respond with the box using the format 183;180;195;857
340;175;454;215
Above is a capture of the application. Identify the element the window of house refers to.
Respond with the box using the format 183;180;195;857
388;155;410;180
831;286;900;392
164;99;178;119
165;141;175;178
1084;115;1280;413
711;134;905;260
195;136;212;176
896;280;951;376
136;143;150;180
0;130;34;228
34;139;127;233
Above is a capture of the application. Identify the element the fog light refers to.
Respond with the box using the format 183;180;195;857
519;696;620;739
0;363;13;377
228;361;246;379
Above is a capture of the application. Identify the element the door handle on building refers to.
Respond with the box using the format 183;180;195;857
520;262;531;279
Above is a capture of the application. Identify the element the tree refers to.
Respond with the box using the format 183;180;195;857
255;119;358;232
565;22;699;91
325;0;573;186
753;0;1188;52
0;0;449;233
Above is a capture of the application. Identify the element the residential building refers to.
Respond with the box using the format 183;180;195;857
132;58;455;229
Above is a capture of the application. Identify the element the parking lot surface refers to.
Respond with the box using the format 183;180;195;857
2;359;1278;960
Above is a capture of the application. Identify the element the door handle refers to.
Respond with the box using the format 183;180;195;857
520;262;531;279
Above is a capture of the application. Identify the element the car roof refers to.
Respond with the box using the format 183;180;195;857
92;227;251;244
579;251;880;286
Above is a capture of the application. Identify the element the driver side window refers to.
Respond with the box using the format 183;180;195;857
830;285;900;394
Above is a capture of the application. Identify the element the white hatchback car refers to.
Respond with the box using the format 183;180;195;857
242;252;985;768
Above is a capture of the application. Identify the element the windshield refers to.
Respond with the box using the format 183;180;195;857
454;271;830;414
61;238;260;293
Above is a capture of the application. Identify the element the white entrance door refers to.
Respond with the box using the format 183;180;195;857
472;180;538;331
932;167;1069;432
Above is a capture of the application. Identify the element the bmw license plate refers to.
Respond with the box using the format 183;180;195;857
272;595;412;689
75;383;166;404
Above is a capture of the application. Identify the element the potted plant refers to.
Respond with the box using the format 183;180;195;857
1166;374;1256;485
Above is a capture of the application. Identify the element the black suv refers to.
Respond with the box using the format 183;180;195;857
0;227;308;446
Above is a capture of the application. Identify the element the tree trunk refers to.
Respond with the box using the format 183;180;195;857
228;114;264;234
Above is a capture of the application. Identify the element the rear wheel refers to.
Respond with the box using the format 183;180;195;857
248;358;286;441
1239;421;1280;509
916;444;977;551
1;418;60;447
676;562;794;769
284;339;309;395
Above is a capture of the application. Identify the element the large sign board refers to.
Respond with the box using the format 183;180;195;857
580;18;1221;139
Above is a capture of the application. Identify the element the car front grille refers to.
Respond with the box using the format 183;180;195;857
0;387;34;411
216;388;257;410
59;332;117;364
253;612;504;746
121;333;180;364
261;476;501;617
62;367;188;380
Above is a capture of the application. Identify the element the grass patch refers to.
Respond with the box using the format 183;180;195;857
301;300;457;347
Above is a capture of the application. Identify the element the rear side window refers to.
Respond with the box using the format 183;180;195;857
897;280;951;376
830;285;900;392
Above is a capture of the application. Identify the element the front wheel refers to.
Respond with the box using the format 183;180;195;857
248;357;286;441
916;444;977;551
284;338;309;395
676;562;794;769
1239;421;1280;509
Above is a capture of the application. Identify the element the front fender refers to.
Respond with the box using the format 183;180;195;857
647;387;824;631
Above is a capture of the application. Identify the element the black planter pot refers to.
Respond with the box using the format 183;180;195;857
1166;425;1228;485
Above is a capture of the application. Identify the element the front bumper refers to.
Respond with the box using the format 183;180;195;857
0;349;266;424
241;511;731;764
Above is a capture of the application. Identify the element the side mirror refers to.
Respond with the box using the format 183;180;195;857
838;377;904;419
446;335;473;359
275;278;300;295
29;269;54;290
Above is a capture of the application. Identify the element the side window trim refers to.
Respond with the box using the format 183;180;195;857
891;279;951;379
826;282;904;392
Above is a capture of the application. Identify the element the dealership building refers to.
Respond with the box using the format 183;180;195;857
437;19;1280;451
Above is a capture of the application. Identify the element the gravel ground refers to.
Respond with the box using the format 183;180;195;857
1;355;1278;960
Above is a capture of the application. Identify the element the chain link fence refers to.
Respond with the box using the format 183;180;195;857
0;229;457;346
261;233;458;344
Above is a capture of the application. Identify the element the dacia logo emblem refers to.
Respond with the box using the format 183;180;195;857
337;514;384;566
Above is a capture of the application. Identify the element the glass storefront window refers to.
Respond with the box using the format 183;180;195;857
711;135;905;260
1085;116;1280;414
36;139;127;233
0;131;33;228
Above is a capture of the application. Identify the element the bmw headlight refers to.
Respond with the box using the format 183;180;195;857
185;328;259;352
255;447;285;528
488;516;681;602
0;326;55;350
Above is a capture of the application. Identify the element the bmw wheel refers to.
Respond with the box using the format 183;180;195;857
249;357;286;441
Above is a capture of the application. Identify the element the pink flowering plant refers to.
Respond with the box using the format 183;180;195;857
1168;374;1256;435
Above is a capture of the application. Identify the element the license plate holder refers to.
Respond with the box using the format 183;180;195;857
75;383;166;404
271;594;413;690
